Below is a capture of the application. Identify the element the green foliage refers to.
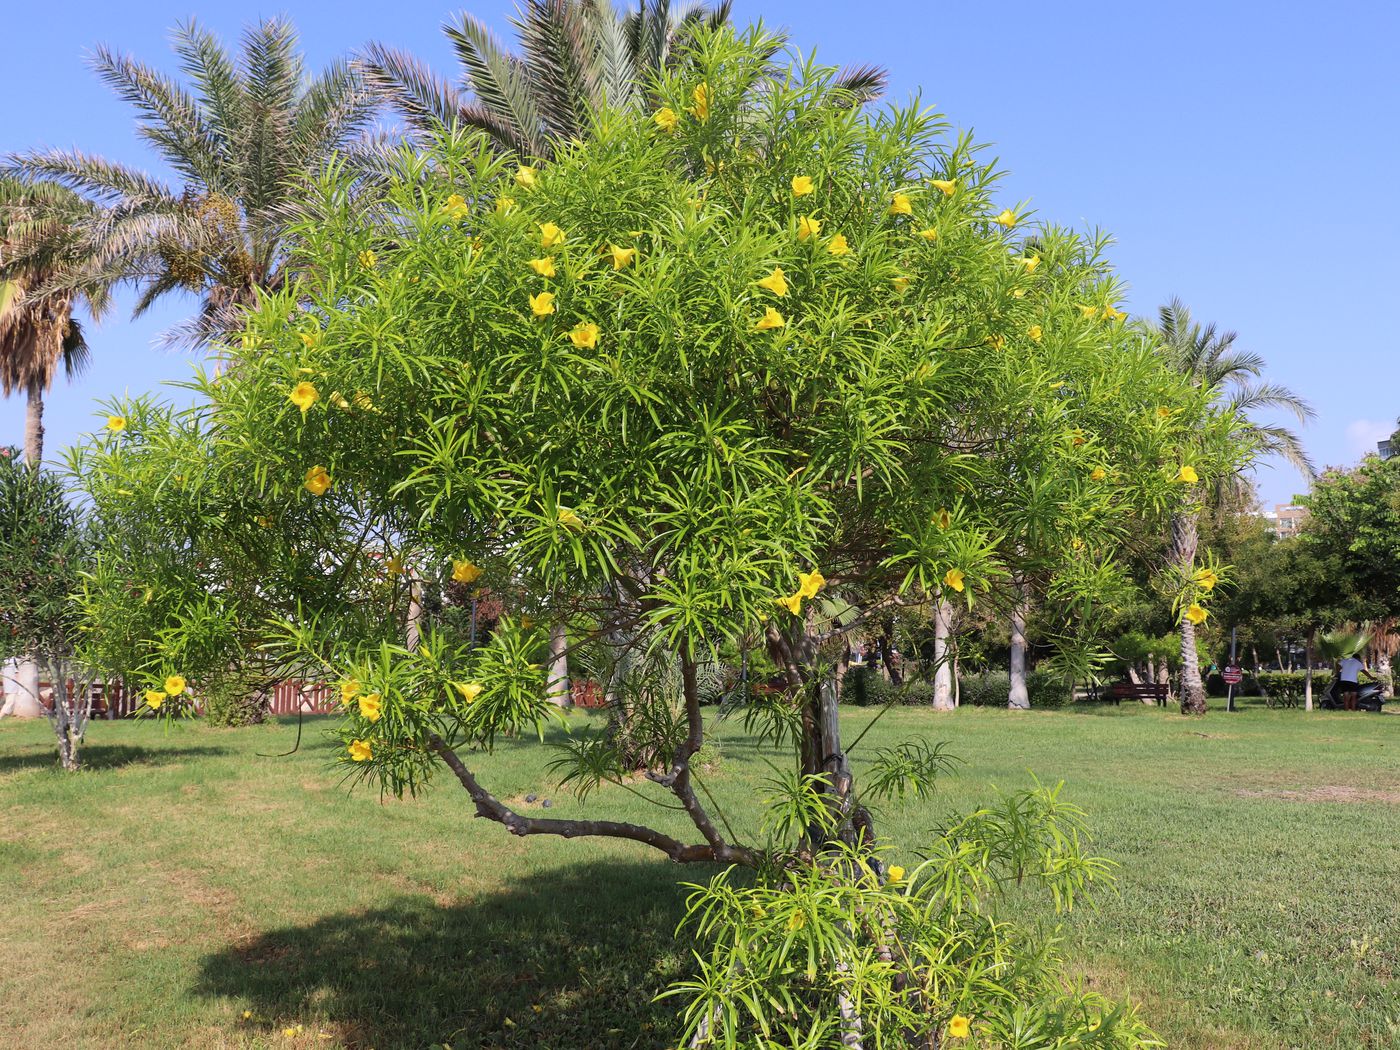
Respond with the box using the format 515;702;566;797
666;784;1155;1049
958;671;1012;707
957;669;1070;708
0;450;84;662
839;665;894;707
1303;457;1400;620
1255;670;1332;708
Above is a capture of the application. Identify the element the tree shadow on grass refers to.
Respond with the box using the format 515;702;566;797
196;859;719;1050
0;743;231;774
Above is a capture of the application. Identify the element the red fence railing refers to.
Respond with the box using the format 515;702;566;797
6;678;608;716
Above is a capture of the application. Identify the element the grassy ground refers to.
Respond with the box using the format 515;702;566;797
2;699;1398;1049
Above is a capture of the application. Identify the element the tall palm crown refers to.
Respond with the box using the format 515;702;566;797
1156;296;1315;486
361;0;885;159
8;19;377;346
0;179;109;464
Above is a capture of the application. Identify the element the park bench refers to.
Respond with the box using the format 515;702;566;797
1104;681;1169;706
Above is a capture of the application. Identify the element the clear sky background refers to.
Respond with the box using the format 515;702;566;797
3;0;1397;504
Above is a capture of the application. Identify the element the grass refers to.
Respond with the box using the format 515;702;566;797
2;699;1399;1049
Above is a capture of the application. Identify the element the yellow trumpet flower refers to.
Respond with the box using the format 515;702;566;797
569;322;600;349
755;307;786;331
756;267;788;296
304;465;332;496
288;381;319;416
452;559;483;584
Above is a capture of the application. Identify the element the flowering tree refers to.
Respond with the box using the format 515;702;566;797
77;28;1237;1046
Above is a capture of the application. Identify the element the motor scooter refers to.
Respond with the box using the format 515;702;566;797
1320;677;1388;712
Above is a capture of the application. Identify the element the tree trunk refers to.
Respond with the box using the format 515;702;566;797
932;600;955;711
1172;510;1208;715
1304;628;1314;712
877;619;903;685
1007;590;1030;709
547;621;572;707
24;385;44;466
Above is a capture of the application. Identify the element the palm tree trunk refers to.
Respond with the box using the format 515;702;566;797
1173;510;1208;715
932;600;955;711
1007;587;1030;709
23;385;44;466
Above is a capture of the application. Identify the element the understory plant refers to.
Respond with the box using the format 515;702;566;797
76;26;1242;1046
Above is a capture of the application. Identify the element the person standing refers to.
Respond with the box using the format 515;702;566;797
1336;652;1375;712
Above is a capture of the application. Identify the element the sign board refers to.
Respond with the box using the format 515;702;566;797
1222;665;1244;685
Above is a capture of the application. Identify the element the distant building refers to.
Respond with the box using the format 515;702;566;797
1260;501;1308;539
1380;437;1395;460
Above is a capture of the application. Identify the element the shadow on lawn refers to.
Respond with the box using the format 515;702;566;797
0;743;231;774
196;859;714;1050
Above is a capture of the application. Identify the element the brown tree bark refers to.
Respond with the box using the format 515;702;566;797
24;385;44;466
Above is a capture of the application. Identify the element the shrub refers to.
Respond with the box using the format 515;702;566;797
200;674;269;727
897;679;936;705
956;669;1069;708
958;671;1010;707
1027;669;1072;708
840;665;893;706
1256;670;1330;708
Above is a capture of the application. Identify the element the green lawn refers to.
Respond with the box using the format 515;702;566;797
2;701;1398;1049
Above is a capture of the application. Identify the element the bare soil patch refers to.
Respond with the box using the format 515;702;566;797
1235;785;1400;804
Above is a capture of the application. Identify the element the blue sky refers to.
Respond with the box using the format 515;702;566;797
4;0;1397;504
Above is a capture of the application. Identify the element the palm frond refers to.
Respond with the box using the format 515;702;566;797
513;0;599;146
832;63;889;105
6;149;180;209
170;18;247;157
358;42;468;135
89;44;221;189
444;11;542;156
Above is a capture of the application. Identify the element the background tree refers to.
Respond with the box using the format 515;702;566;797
0;178;110;718
0;450;94;764
1302;456;1400;621
7;19;376;346
0;179;109;467
79;30;1233;1045
1154;297;1313;713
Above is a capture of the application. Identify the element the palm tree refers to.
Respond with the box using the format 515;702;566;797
7;19;377;346
0;179;109;467
1155;297;1314;715
361;0;886;160
0;178;110;719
